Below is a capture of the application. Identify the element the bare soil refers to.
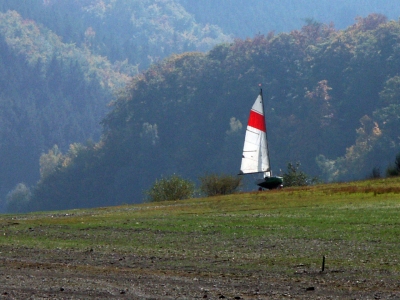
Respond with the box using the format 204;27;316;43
0;245;399;299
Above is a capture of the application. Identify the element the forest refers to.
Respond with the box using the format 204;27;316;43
0;0;228;211
1;1;400;212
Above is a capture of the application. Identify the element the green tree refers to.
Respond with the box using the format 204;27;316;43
367;166;381;179
145;175;195;202
386;152;400;177
6;183;31;213
39;145;63;180
283;162;319;187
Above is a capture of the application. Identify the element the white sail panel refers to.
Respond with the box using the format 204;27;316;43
240;93;270;175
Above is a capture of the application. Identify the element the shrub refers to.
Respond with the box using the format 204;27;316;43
283;162;320;187
369;166;381;179
199;173;242;196
145;175;195;202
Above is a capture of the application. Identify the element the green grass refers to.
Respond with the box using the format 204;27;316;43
1;177;400;281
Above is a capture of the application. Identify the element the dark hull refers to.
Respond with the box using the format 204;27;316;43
256;176;283;189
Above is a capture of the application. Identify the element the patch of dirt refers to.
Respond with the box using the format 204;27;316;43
0;246;399;299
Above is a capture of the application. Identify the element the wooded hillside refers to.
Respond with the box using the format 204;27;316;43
26;14;400;212
0;0;228;211
0;0;229;70
2;1;400;212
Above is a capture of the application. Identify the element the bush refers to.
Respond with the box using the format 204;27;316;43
145;175;195;202
199;173;242;196
6;183;31;213
386;152;400;177
283;162;319;187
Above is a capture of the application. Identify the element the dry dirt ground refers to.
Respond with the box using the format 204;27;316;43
0;246;399;299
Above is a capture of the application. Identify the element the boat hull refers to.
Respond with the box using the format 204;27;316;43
256;176;283;190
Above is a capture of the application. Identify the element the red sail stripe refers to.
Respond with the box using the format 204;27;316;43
248;109;266;132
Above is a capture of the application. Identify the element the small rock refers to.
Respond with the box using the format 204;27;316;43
306;286;315;291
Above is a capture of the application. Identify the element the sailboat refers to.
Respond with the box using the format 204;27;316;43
239;89;283;189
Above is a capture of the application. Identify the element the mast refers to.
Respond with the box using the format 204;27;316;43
260;88;272;177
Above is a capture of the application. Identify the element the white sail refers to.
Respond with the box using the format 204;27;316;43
239;92;271;177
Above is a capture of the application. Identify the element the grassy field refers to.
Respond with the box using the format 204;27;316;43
0;177;400;298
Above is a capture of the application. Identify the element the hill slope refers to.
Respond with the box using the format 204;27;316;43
0;9;133;203
0;0;230;70
2;2;400;212
0;1;229;209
